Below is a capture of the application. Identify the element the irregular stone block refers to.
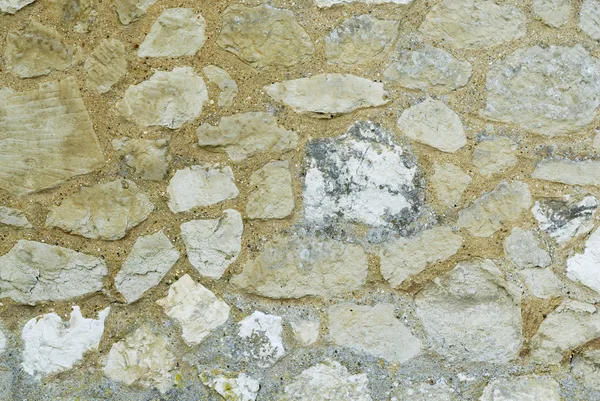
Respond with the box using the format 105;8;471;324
316;0;411;6
61;0;96;32
566;227;600;294
0;206;32;229
532;159;600;186
580;0;600;40
504;227;551;269
0;0;35;13
431;163;471;207
200;370;260;401
246;161;294;219
518;268;563;299
238;311;284;368
572;349;600;390
112;137;170;181
290;319;320;346
202;65;238;108
532;196;598;244
534;0;571;28
480;376;561;401
472;136;518;176
115;0;156;25
84;39;127;94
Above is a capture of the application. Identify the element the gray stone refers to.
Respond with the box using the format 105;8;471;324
518;268;563;299
200;370;260;401
237;311;284;368
480;376;561;401
115;0;156;25
566;227;600;294
0;0;34;13
472;136;518;177
84;39;127;94
580;0;600;40
532;195;598;244
532;159;600;186
202;66;238;108
571;349;600;390
246;161;294;220
431;163;471;208
534;0;571;27
111;137;170;181
503;228;551;269
393;382;460;401
0;206;32;229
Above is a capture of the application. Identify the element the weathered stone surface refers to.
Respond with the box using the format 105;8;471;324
481;45;600;136
504;228;551;269
202;65;238;108
419;0;526;49
218;4;314;69
472;136;518;176
197;112;297;162
566;227;600;294
380;226;462;287
518;268;563;299
0;240;107;305
580;0;600;40
534;0;571;27
0;78;105;196
84;39;127;94
139;8;205;57
117;67;208;129
264;74;388;117
532;196;598;244
5;21;77;78
480;376;561;401
104;325;175;394
61;0;96;33
167;166;239;213
532;159;600;186
329;303;422;363
0;0;34;13
115;231;180;303
157;274;230;345
326;15;398;66
231;234;367;299
431;163;471;207
112;137;170;181
457;181;532;237
238;311;284;368
180;209;243;279
384;45;472;93
22;306;109;379
115;0;156;25
0;206;32;229
46;179;154;241
415;259;522;363
393;382;460;401
571;349;600;389
280;359;372;401
200;370;260;401
397;98;466;153
246;161;294;219
291;319;320;346
0;328;5;355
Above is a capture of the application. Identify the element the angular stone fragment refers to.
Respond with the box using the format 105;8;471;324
0;0;34;13
566;227;600;294
291;319;320;346
180;209;243;279
200;370;260;401
217;4;314;69
238;311;284;368
533;159;600;186
104;325;175;394
393;382;460;401
22;306;109;379
280;359;372;401
504;228;551;269
532;196;598;244
0;78;105;196
84;39;127;94
518;268;563;299
431;163;471;208
571;349;600;389
4;21;76;78
533;0;571;27
481;45;600;136
0;206;32;229
202;66;238;108
480;376;561;401
61;0;96;33
326;15;398;66
329;303;422;363
167;165;239;213
139;8;206;57
117;67;208;129
157;274;230;345
415;259;522;363
115;231;180;303
46;179;154;241
380;226;462;287
472;136;518;176
112;137;170;181
580;0;600;40
197;112;298;161
419;0;526;49
246;161;294;219
115;0;156;25
397;99;466;153
457;181;532;237
231;234;367;299
384;45;472;93
265;75;388;117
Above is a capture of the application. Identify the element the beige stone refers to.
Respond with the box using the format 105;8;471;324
518;268;563;299
0;206;32;229
472;136;518;176
84;39;127;93
60;0;96;32
202;65;238;108
115;0;156;25
504;228;551;269
316;0;411;6
480;376;561;401
534;0;571;28
200;370;260;401
291;319;320;346
111;137;170;181
532;159;600;186
246;161;294;219
393;382;460;401
431;163;471;207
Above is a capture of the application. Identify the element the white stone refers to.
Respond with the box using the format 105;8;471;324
264;74;388;117
117;67;208;129
503;228;551;269
180;209;243;279
393;381;460;401
157;274;230;345
22;306;109;379
84;39;127;94
200;370;260;401
472;136;518;176
532;159;600;186
480;376;561;401
397;99;466;153
0;240;107;305
291;319;320;346
115;231;180;303
0;206;31;228
316;0;411;6
431;163;471;207
238;311;284;368
571;349;600;390
115;0;156;25
111;137;170;181
202;65;238;108
329;303;422;363
246;161;294;219
167;165;239;213
0;0;34;13
533;196;598;244
138;8;205;57
566;227;600;294
534;0;571;27
0;328;5;355
518;268;563;299
580;0;600;40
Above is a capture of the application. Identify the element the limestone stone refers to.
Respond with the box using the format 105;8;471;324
481;45;600;136
326;15;398;66
200;370;260;401
5;21;77;78
457;181;532;237
415;259;522;363
246;161;294;220
115;231;180;303
384;45;472;93
380;226;463;287
22;306;109;379
0;78;105;196
328;303;422;363
393;382;459;401
103;325;176;394
0;0;34;13
84;39;127;94
280;359;372;401
472;136;518;177
532;159;600;186
196;112;298;162
264;74;388;117
238;311;284;368
503;228;551;269
571;349;600;389
61;0;96;33
0;328;5;355
0;206;32;229
230;234;367;299
0;240;107;305
111;137;170;181
167;166;238;213
46;179;154;241
534;0;571;27
431;163;471;208
157;274;230;345
202;66;238;108
480;376;561;401
518;268;563;299
291;319;320;346
116;67;208;129
397;98;466;153
566;227;600;294
217;4;314;69
316;0;411;6
580;0;600;40
532;196;598;243
419;0;526;49
180;209;243;279
115;0;156;25
138;8;206;57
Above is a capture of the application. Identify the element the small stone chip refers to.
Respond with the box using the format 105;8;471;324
533;0;571;28
112;137;170;181
0;206;32;229
202;65;238;108
472;136;518;176
84;39;127;93
115;0;156;25
431;163;472;208
246;161;294;219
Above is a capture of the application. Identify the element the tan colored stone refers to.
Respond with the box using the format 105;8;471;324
246;161;294;220
472;136;518;176
504;228;551;269
60;0;96;32
431;163;471;207
111;137;170;181
84;39;127;93
115;0;156;25
202;65;238;108
532;159;600;186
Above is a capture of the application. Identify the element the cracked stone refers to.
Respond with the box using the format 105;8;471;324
532;159;600;186
246;160;294;220
202;65;238;108
115;0;156;25
534;0;571;27
532;195;598;244
580;0;600;40
0;0;34;13
480;376;561;401
200;370;260;401
431;163;471;208
566;227;600;294
112;137;170;181
472;136;518;176
518;268;563;299
238;311;284;368
84;39;127;94
0;206;32;229
504;227;551;269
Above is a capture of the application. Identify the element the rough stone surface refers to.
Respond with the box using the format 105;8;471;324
46;179;154;241
392;382;460;401
518;268;563;299
84;39;126;94
503;227;551;269
572;349;600;390
431;163;471;207
472;136;518;176
566;227;600;294
0;206;32;229
238;311;284;368
534;0;571;27
111;137;170;181
0;0;34;13
291;319;320;346
532;196;598;244
533;159;600;186
115;0;156;25
0;240;107;305
0;328;5;355
202;65;238;108
246;161;294;219
580;0;600;40
61;0;96;33
480;376;561;401
200;370;260;401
